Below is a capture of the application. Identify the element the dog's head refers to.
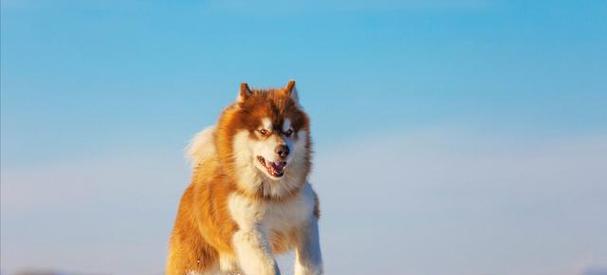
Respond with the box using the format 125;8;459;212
217;81;311;190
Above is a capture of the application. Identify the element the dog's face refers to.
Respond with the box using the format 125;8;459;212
232;81;311;181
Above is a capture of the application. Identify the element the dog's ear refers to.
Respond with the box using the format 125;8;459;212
237;82;252;103
283;80;299;103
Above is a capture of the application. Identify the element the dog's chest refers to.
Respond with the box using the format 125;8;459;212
262;196;312;233
228;184;316;233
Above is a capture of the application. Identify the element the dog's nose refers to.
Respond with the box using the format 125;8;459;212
275;145;290;159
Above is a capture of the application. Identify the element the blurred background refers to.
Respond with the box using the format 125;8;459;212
1;0;606;275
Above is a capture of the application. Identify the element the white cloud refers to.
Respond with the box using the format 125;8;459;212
1;152;189;275
312;130;607;275
1;129;606;275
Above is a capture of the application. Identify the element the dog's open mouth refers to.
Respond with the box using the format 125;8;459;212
257;156;287;178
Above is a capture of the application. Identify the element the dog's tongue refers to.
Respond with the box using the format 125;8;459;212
271;161;286;171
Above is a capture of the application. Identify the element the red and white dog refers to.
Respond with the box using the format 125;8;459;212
166;81;323;275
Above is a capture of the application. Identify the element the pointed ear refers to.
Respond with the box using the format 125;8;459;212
237;82;252;102
283;80;299;102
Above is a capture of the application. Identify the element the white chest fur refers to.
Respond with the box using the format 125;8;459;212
228;183;316;234
227;183;323;275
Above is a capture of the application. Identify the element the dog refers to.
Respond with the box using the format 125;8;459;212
166;81;323;275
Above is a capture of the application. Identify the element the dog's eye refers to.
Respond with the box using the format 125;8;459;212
258;129;270;136
284;129;294;137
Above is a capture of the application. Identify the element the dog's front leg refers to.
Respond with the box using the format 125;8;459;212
294;218;323;275
233;227;280;275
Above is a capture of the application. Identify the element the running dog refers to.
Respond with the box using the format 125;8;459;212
166;81;323;275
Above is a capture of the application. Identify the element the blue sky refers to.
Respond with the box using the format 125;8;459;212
1;1;606;274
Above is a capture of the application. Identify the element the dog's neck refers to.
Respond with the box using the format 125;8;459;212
234;164;307;201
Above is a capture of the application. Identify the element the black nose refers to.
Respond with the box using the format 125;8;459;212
275;145;290;159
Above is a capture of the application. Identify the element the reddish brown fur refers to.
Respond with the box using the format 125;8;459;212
166;82;315;275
